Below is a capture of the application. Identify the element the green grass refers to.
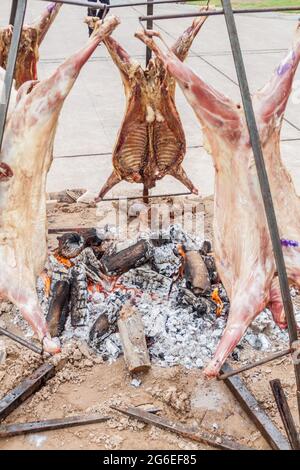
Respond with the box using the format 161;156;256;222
191;0;300;8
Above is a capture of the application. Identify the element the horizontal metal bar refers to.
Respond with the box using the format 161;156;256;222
108;0;204;8
218;348;292;381
0;327;46;356
38;0;106;9
140;6;300;21
0;414;110;438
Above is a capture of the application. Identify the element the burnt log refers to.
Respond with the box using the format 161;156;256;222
46;280;70;337
117;303;151;373
184;251;211;295
100;240;153;276
70;265;88;327
47;188;86;203
89;313;111;347
177;287;216;316
57;233;85;259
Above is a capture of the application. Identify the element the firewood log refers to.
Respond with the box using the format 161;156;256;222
100;240;153;276
184;251;211;295
46;280;70;337
117;303;151;373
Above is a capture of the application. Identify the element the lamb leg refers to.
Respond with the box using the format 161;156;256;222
30;2;62;46
254;21;300;123
169;165;198;194
135;30;241;133
95;170;122;202
204;283;269;377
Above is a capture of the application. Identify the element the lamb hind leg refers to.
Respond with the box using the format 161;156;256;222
169;165;198;194
204;289;268;378
95;170;122;202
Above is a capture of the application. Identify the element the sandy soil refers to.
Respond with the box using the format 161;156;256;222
0;196;298;451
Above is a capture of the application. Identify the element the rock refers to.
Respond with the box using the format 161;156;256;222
130;378;142;388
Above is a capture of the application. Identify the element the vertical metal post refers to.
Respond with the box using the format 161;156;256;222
9;0;18;25
0;0;27;152
221;0;300;423
146;0;154;66
144;0;154;205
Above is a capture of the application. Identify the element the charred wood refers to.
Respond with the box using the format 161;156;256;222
70;265;88;327
177;287;216;316
100;240;153;276
184;250;211;295
46;280;70;337
57;233;85;259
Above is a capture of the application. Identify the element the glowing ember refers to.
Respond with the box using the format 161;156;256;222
54;251;74;268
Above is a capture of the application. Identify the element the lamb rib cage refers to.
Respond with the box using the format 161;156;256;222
88;7;210;201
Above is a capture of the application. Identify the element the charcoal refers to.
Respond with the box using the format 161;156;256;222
57;232;85;259
176;287;216;316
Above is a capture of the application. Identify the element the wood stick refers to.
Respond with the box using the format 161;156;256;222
218;348;292;381
270;379;300;450
221;363;290;450
0;414;110;438
111;405;253;451
0;363;55;422
118;303;151;373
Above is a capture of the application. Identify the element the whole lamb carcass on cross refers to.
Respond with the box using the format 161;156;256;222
141;23;300;377
86;7;211;201
0;2;62;89
0;16;120;354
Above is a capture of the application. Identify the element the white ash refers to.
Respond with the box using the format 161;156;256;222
8;225;296;370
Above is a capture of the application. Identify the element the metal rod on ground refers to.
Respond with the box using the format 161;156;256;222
0;363;55;422
111;405;253;450
221;363;290;450
218;348;292;381
0;327;46;357
270;379;300;450
139;6;300;21
221;0;300;425
39;0;216;8
0;414;110;439
9;0;18;25
0;0;27;152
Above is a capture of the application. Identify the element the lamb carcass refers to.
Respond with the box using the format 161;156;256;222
0;2;62;89
0;15;120;354
141;22;300;377
86;8;210;201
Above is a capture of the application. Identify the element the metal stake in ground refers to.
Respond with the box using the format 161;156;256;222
0;0;27;152
270;379;300;450
221;0;300;424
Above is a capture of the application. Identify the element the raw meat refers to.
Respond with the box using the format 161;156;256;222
0;2;62;89
142;22;300;377
0;15;120;354
86;8;209;201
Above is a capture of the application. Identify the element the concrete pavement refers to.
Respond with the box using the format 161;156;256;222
1;1;300;198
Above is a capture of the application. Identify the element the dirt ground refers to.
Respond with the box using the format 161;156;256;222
0;196;298;450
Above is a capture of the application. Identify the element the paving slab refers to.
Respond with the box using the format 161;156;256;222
0;1;300;198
